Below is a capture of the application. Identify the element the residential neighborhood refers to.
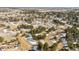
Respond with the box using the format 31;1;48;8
0;7;79;51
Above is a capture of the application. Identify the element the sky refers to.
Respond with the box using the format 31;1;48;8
0;0;79;7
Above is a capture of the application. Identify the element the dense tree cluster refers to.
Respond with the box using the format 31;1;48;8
66;26;79;50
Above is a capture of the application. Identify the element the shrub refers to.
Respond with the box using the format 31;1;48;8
43;42;49;51
0;37;4;43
